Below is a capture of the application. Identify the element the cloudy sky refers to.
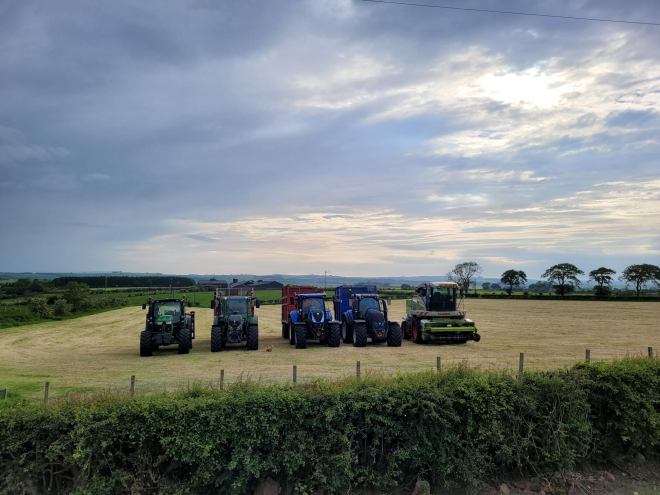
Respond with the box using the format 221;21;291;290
1;0;659;278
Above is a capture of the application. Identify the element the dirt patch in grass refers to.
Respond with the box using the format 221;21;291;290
0;299;658;400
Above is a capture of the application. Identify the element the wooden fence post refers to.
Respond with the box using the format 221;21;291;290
130;375;136;397
585;349;590;363
437;356;441;372
44;382;49;404
649;347;654;358
356;361;361;380
220;370;224;390
518;353;524;381
293;365;297;385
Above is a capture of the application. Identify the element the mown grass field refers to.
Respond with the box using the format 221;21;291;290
1;299;658;401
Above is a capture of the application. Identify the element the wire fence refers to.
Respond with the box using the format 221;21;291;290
8;346;655;404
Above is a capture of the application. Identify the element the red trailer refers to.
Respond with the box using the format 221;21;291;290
281;285;324;338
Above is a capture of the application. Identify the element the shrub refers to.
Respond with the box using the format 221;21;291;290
27;297;51;318
52;298;68;316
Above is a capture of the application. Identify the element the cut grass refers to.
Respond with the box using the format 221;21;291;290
0;299;658;401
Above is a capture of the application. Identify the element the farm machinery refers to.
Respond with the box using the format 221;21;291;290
210;289;260;351
140;296;195;356
402;282;480;344
281;285;340;349
333;285;402;347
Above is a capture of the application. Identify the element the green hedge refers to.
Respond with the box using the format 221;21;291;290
1;359;659;494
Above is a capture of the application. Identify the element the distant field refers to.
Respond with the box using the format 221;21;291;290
0;299;657;401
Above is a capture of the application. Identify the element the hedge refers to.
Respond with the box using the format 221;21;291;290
1;359;659;494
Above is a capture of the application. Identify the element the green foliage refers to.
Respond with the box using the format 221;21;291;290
52;276;196;288
2;359;659;494
64;282;90;310
500;270;527;295
447;262;483;294
619;264;660;296
53;298;68;316
542;263;584;296
27;297;51;317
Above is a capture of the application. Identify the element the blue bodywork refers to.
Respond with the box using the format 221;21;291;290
333;285;377;321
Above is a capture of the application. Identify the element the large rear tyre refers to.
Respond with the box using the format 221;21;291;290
412;320;424;344
328;322;340;347
352;322;367;348
401;320;411;340
140;330;152;357
295;323;307;349
211;326;224;352
288;322;296;345
247;324;259;350
282;322;288;339
178;328;191;354
341;320;353;344
387;322;402;347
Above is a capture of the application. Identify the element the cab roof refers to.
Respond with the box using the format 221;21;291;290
298;293;326;298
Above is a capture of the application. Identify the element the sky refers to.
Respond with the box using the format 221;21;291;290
1;0;659;278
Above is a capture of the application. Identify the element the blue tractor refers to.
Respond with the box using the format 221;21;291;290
333;286;402;347
284;292;340;349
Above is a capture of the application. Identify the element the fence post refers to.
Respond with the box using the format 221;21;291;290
649;347;654;358
518;353;524;381
356;361;361;380
44;382;49;404
293;365;297;385
585;349;590;363
220;370;224;390
130;375;136;397
437;356;441;372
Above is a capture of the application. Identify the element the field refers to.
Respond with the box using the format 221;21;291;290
0;299;658;401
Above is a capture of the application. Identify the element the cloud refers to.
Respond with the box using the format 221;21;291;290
82;173;111;182
0;126;69;165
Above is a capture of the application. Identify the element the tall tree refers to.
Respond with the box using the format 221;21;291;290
588;267;616;296
64;282;89;310
542;263;584;296
482;282;491;291
619;264;660;296
446;262;483;294
500;270;527;295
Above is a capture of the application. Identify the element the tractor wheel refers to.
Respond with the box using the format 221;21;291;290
341;320;353;344
140;330;152;357
387;322;402;347
211;326;224;352
282;322;288;339
474;333;481;342
288;322;296;345
352;322;367;348
328;322;340;347
178;328;191;354
295;323;307;349
247;324;259;350
412;320;424;344
402;320;411;340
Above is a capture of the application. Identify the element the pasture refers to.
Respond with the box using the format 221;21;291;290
0;299;658;401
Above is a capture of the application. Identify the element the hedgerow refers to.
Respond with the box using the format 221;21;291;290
1;359;659;494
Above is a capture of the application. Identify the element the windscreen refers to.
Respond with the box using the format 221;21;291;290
359;298;380;317
302;298;324;317
155;301;182;322
226;299;247;316
429;288;456;311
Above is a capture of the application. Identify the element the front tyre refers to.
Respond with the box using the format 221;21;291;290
328;322;340;347
247;324;259;350
178;328;191;354
295;323;307;349
211;325;224;352
412;320;424;344
401;320;411;340
140;330;152;357
352;322;367;348
341;320;353;344
288;322;296;345
387;322;402;347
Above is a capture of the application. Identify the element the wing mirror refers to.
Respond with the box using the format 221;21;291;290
142;304;146;310
255;300;261;308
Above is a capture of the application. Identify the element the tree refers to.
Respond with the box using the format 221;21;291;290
619;264;660;296
401;284;413;290
53;299;68;316
28;297;51;318
542;263;584;296
446;262;483;295
588;267;616;296
64;282;89;310
482;282;491;291
500;270;527;295
490;283;502;291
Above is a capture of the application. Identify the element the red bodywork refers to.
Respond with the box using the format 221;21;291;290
281;285;324;324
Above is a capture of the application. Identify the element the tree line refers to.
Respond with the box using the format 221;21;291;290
51;276;196;288
446;262;660;297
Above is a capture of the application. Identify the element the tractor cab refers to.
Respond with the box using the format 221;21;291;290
351;294;385;319
411;282;459;313
297;294;329;324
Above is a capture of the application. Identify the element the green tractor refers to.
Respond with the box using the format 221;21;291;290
140;296;195;356
211;290;260;352
402;282;480;344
